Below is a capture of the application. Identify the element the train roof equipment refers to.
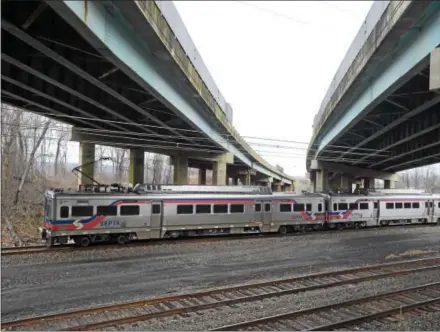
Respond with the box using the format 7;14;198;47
133;184;273;195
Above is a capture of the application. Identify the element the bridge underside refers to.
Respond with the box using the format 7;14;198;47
317;53;440;173
1;0;226;155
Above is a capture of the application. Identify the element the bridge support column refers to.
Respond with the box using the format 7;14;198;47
212;155;227;186
363;178;375;189
283;183;293;192
430;47;440;92
238;171;251;185
172;155;188;185
129;148;144;186
272;180;282;192
315;169;329;193
384;179;395;189
78;142;95;186
341;175;353;193
198;168;207;185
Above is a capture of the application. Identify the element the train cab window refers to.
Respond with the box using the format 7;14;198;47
280;204;292;212
386;203;394;209
72;206;94;217
306;204;312;211
120;205;140;216
177;205;193;215
404;202;411;209
359;203;369;210
255;203;262;212
293;204;305;212
338;203;348;211
412;202;420;209
374;202;378;209
349;203;358;210
196;204;211;214
60;206;69;218
152;204;161;215
264;203;271;212
230;204;244;213
97;205;117;216
213;204;228;214
318;204;323;212
333;203;337;211
395;203;403;209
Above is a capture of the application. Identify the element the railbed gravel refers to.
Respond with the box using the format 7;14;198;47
99;269;440;331
2;225;440;324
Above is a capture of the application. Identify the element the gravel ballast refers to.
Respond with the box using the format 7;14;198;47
2;225;440;326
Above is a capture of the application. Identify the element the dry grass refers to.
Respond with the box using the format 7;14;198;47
385;249;438;260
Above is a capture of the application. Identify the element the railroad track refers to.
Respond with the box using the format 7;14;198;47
1;223;436;256
213;282;440;331
2;256;440;331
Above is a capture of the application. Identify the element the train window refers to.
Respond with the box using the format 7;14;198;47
230;204;244;213
196;204;211;214
97;205;117;216
359;203;369;210
333;203;337;211
404;202;411;209
264;203;271;212
306;204;312;211
386;203;394;209
412;202;420;209
374;202;378;209
152;204;161;215
255;203;262;212
318;204;323;212
60;206;69;218
213;204;228;214
338;203;348;210
72;206;93;217
293;204;305;212
395;203;403;209
349;203;358;210
120;205;140;216
177;205;193;215
438;202;440;208
280;204;292;212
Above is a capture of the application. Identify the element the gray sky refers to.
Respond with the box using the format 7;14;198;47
67;1;374;177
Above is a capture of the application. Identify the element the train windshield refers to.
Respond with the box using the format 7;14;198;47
44;197;52;220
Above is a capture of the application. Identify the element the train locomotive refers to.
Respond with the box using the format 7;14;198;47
40;184;440;247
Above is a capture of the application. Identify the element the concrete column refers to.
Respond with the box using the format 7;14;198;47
315;169;329;192
430;47;440;92
363;178;375;189
129;148;145;185
384;179;395;189
212;159;227;185
272;180;282;192
340;175;353;193
172;155;188;185
78;142;95;186
238;171;251;185
198;168;207;185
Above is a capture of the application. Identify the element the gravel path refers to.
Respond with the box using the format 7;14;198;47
2;225;440;325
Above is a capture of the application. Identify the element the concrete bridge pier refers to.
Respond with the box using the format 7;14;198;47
283;183;293;192
77;142;95;186
272;180;282;192
363;178;375;190
384;180;395;189
314;169;329;193
198;168;207;185
129;148;145;186
171;155;189;185
430;47;440;92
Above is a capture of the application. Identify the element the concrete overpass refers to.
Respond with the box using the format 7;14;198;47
1;0;294;191
306;0;440;193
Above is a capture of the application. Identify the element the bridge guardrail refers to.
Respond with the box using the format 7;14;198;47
134;0;291;181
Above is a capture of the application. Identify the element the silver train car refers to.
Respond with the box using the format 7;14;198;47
39;184;440;247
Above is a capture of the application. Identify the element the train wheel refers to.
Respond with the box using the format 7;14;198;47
116;234;128;245
76;236;90;247
278;226;288;235
354;222;360;229
337;223;345;230
45;236;54;247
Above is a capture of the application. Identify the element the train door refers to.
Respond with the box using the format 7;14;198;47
150;201;163;238
426;200;433;223
373;201;379;222
261;201;273;233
